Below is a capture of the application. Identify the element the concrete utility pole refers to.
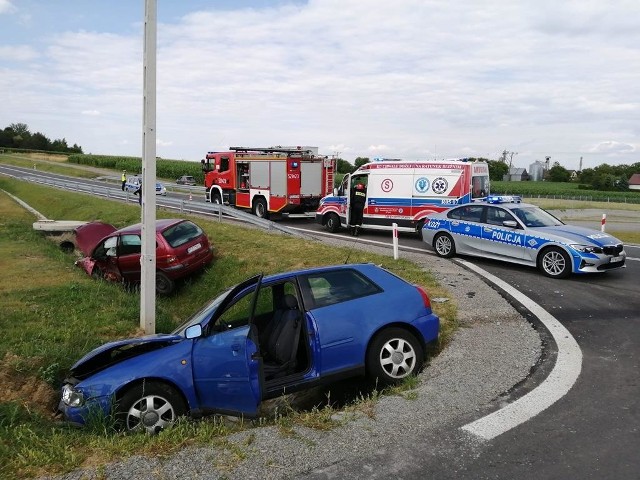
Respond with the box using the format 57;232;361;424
141;0;157;334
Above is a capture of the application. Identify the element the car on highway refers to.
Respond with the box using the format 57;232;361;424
422;195;626;278
176;175;197;186
123;176;167;195
58;263;440;433
74;219;214;294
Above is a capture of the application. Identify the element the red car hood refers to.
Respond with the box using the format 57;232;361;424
74;221;117;256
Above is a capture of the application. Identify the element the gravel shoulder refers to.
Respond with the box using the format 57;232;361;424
46;236;542;480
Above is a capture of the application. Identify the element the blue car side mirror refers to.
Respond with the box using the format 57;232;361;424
185;324;203;339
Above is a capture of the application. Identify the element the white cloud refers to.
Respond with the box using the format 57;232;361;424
588;141;635;155
1;1;639;169
81;110;100;116
0;0;16;15
0;45;38;61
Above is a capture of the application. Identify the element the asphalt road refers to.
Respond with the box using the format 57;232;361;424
286;221;640;479
3;164;639;478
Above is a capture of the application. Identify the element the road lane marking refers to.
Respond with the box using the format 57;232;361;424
458;259;583;441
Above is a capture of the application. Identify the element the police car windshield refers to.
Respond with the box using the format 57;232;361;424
511;206;564;228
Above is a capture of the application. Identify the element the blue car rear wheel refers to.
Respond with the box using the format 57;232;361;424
367;328;424;386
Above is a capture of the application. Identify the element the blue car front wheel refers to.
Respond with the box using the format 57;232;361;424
116;382;186;434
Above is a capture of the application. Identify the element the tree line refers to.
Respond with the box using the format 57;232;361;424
0;123;83;154
336;155;638;192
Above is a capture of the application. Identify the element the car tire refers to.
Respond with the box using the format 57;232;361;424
156;272;175;295
433;232;456;258
253;197;269;219
116;382;186;434
538;247;571;279
91;266;104;280
366;328;424;386
326;213;340;233
416;220;425;240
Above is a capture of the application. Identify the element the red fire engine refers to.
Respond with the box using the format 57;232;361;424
201;147;335;219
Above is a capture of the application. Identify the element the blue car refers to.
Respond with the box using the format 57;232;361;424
59;263;439;433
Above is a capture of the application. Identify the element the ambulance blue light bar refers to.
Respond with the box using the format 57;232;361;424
486;195;522;204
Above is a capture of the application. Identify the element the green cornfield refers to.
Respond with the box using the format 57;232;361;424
68;154;204;183
491;180;640;204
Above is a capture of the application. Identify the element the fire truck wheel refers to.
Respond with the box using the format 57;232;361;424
212;191;222;204
326;213;340;233
253;198;269;219
433;233;456;258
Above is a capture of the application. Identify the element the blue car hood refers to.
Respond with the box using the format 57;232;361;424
536;225;621;247
69;334;183;380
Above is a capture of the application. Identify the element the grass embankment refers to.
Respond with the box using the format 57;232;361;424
0;177;455;479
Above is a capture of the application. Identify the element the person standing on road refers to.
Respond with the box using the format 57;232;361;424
350;179;367;235
121;170;127;191
135;181;142;205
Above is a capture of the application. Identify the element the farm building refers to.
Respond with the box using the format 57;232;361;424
529;161;546;181
503;167;530;181
629;173;640;191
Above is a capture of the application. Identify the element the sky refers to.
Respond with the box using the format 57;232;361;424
1;0;639;170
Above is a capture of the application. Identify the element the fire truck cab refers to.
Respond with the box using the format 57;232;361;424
201;147;335;219
316;159;490;235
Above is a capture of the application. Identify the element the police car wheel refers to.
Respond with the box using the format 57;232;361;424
326;213;340;232
538;247;571;279
433;233;456;258
366;328;424;385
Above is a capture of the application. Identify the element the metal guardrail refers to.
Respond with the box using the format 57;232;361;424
12;172;310;239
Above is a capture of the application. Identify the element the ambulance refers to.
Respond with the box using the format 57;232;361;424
315;159;490;235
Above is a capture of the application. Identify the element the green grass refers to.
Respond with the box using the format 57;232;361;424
0;152;104;179
0;176;455;479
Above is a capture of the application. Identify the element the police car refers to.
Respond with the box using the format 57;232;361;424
123;176;166;196
422;195;626;278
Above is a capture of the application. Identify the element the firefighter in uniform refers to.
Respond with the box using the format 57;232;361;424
121;170;127;191
350;180;367;235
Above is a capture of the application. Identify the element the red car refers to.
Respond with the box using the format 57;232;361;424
75;219;214;294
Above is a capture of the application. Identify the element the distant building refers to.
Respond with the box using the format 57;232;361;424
503;167;530;181
629;173;640;191
529;161;546;181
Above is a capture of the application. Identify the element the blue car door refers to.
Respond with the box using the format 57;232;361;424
191;275;263;416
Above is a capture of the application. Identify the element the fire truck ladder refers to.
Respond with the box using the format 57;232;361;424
229;147;312;155
324;158;334;195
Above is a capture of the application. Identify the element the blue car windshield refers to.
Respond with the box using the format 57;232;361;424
172;287;232;335
512;207;564;228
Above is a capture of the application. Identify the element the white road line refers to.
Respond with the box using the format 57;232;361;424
459;259;583;441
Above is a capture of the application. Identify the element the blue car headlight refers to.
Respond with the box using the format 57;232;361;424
62;384;85;407
570;244;603;254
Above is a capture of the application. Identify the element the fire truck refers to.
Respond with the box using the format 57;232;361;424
315;158;490;234
201;147;335;219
